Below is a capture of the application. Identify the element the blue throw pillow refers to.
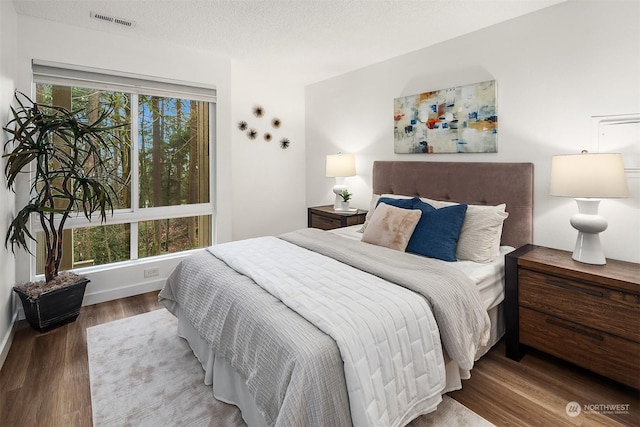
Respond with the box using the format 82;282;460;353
406;199;468;262
376;196;416;210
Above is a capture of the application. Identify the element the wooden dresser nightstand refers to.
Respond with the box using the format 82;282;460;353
307;205;367;230
505;245;640;389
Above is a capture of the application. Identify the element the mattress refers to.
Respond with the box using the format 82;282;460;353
330;225;513;311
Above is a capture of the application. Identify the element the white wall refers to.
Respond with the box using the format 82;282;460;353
6;14;308;314
0;0;18;367
306;0;640;263
230;61;307;240
13;15;233;302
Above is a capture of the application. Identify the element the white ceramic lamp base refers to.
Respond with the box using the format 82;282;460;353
570;198;608;265
333;185;347;210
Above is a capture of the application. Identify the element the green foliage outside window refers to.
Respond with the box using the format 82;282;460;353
32;84;211;273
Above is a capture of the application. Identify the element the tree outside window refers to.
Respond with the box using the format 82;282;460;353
34;83;212;273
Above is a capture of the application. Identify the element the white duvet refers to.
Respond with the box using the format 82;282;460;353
209;236;446;427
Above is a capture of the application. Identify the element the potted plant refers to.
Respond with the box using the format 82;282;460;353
339;188;352;211
3;91;126;332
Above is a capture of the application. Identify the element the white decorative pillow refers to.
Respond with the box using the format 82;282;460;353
420;198;508;263
361;203;422;252
359;193;413;233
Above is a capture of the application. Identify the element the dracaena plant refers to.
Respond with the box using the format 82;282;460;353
3;91;127;283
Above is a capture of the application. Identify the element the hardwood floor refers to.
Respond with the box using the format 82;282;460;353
1;292;638;427
0;292;163;427
450;342;639;426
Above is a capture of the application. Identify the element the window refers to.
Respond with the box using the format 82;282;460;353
31;62;215;273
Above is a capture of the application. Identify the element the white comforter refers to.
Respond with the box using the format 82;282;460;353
209;236;446;427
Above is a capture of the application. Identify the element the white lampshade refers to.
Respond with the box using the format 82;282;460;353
326;153;356;177
550;152;628;265
550;153;629;198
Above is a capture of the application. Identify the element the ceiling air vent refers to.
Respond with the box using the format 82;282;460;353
90;11;136;28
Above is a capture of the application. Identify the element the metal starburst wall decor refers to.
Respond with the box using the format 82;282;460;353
237;105;291;150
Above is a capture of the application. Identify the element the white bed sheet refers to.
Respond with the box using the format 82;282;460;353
329;225;513;311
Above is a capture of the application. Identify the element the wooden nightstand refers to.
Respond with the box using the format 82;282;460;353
307;205;367;230
505;245;640;388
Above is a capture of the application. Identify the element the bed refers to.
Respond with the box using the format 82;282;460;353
159;160;534;427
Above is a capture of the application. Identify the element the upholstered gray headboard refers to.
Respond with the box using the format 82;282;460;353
372;161;534;249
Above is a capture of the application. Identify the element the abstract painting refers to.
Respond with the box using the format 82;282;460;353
393;80;497;154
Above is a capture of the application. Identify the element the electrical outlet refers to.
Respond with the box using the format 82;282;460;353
144;267;160;278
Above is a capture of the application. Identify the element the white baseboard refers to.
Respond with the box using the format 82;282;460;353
82;278;166;306
14;251;189;321
14;278;167;321
0;309;18;371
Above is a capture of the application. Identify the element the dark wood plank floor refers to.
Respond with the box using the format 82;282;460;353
1;292;638;426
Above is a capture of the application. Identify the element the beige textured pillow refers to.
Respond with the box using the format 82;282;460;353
420;197;508;263
359;193;413;233
361;203;422;251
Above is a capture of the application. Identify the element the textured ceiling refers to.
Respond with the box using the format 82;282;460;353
12;0;565;84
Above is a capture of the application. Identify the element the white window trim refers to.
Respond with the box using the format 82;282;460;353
130;92;141;260
31;203;214;232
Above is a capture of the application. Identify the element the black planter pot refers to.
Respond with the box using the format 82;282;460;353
14;278;89;333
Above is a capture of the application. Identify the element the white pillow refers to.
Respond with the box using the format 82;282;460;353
359;193;413;233
361;203;422;252
420;197;508;263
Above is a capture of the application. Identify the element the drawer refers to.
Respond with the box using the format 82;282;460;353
310;215;341;230
520;307;639;388
519;269;639;342
344;215;366;227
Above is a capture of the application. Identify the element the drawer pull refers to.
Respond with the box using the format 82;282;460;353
544;279;604;297
545;318;604;341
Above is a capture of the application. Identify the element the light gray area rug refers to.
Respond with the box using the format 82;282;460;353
87;308;494;427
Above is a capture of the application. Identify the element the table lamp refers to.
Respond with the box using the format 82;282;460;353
326;153;356;210
550;151;629;265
